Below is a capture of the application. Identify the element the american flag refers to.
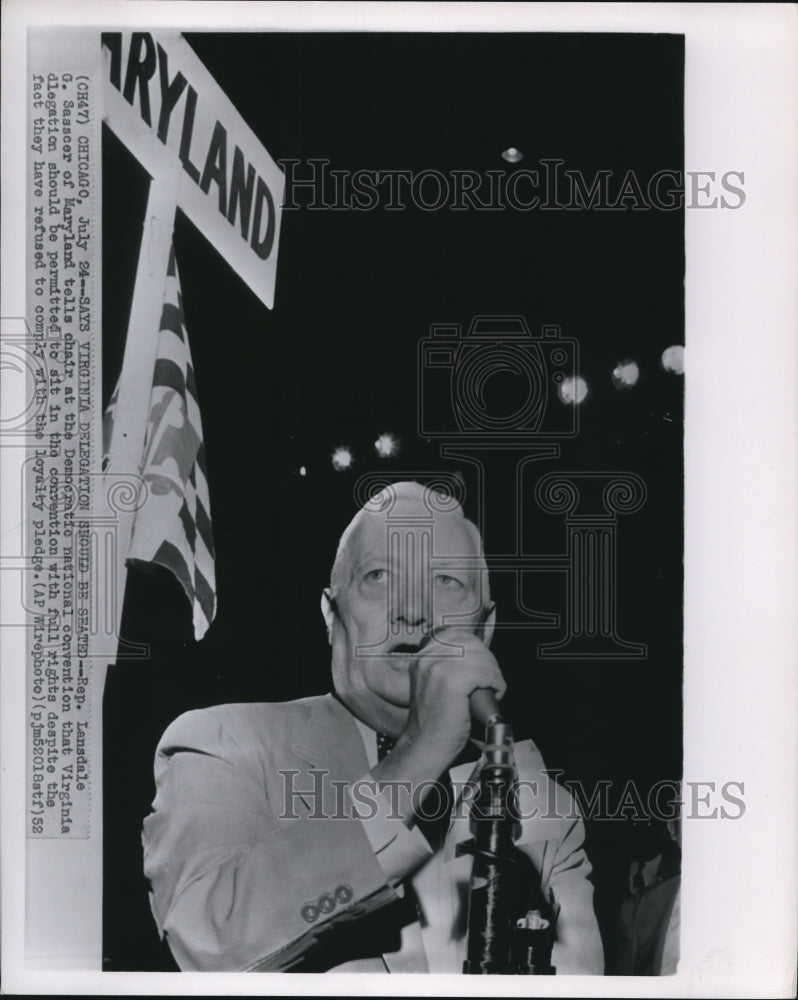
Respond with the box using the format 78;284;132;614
104;246;216;639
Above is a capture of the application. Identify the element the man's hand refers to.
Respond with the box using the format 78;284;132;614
370;628;505;826
399;628;505;767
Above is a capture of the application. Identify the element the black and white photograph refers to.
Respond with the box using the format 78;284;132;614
1;3;796;995
102;26;686;976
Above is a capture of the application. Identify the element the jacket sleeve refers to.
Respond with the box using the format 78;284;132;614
513;742;605;975
141;708;422;971
539;810;605;974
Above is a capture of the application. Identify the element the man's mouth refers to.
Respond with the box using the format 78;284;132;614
388;641;425;656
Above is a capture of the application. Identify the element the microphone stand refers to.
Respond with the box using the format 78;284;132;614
457;713;555;975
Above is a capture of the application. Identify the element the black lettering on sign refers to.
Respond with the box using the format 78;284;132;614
101;32;278;260
122;33;156;127
155;43;188;144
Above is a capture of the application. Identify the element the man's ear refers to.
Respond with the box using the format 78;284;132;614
478;601;497;648
321;588;336;645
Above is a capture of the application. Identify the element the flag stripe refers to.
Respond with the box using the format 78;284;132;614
194;566;215;627
194;497;214;557
160;301;186;342
152;341;200;406
152;358;187;396
102;384;119;472
179;500;197;553
186;364;198;401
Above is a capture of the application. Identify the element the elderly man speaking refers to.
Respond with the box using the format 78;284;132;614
142;482;603;974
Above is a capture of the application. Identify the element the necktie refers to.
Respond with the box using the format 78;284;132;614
375;730;483;934
376;732;396;761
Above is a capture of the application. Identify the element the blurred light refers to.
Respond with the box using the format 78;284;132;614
331;447;353;471
661;345;685;374
374;433;398;458
299;466;307;476
612;360;640;389
558;375;588;405
501;147;523;163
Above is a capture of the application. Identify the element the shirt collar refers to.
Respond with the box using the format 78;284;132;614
353;714;379;769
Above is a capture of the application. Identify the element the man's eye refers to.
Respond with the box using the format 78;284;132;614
364;569;387;583
435;574;463;589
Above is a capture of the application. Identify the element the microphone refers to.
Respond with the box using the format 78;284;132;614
470;687;502;726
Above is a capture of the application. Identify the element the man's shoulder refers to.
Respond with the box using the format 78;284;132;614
156;693;340;759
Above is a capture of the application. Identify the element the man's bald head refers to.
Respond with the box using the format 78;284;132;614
329;481;490;605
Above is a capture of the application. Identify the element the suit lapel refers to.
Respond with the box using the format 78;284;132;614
286;696;484;973
288;694;369;777
445;756;482;862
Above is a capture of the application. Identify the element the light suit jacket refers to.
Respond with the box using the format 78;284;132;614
142;694;603;973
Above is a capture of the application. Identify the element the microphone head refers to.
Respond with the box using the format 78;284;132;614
469;687;502;726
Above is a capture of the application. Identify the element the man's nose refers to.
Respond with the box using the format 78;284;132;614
392;587;428;629
389;532;431;632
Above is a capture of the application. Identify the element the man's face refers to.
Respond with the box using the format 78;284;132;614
323;498;492;734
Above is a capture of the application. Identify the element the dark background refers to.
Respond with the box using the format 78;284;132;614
102;32;684;972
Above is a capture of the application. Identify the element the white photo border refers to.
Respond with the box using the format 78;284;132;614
2;2;796;996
